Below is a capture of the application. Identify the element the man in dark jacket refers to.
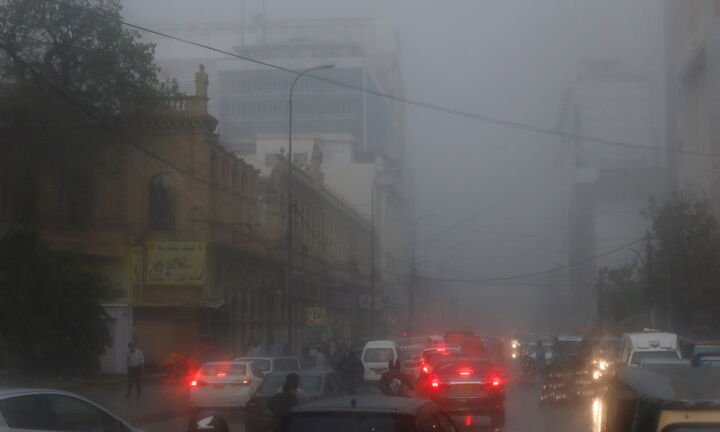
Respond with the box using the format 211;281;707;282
379;360;413;396
266;372;300;429
337;351;364;394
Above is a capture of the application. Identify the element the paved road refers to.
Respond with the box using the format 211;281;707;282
140;374;602;432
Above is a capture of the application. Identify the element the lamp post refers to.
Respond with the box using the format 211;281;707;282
286;64;334;354
370;167;400;338
409;214;434;335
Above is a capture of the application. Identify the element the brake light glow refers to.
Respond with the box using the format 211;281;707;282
190;380;198;387
216;372;227;378
422;366;429;374
241;379;250;385
431;378;440;388
436;344;447;352
491;376;502;387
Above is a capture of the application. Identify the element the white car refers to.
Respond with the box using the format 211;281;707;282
0;388;139;432
190;361;263;408
362;340;398;381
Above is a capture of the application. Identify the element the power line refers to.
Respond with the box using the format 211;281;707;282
43;0;720;159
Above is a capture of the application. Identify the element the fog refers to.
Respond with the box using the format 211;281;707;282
121;0;666;333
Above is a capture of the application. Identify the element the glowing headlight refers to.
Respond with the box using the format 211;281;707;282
511;352;517;359
511;342;518;349
598;360;609;370
592;370;602;380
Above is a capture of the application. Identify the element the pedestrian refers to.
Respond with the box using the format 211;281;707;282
266;373;300;431
248;340;262;356
337;350;364;394
126;342;144;398
268;337;281;357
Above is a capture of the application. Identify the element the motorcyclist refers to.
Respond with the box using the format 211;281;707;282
379;359;413;396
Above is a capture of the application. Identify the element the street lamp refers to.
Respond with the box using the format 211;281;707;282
370;167;400;338
286;64;334;354
409;214;434;335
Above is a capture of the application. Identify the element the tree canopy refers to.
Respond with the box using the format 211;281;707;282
0;227;110;376
0;0;175;126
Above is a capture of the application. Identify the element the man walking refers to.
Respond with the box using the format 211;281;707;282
266;373;300;431
126;342;144;398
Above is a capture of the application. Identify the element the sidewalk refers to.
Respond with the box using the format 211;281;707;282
1;375;188;426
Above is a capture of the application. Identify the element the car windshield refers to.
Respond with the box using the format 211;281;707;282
285;413;414;432
238;358;272;372
199;363;246;376
363;348;394;363
631;351;680;365
257;375;323;396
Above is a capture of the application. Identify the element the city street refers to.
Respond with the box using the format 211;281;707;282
137;380;598;432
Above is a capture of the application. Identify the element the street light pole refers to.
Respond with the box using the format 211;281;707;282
409;214;434;336
370;168;399;338
287;64;334;354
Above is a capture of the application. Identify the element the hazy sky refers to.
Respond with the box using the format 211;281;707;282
121;0;665;328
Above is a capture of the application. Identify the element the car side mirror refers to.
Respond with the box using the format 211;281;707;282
188;412;229;432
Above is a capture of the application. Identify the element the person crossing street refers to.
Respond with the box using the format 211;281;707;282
126;342;144;398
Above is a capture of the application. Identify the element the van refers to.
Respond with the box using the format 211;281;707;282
362;340;398;381
620;331;681;366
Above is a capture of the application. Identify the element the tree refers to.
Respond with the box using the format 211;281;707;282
595;194;720;336
0;227;110;376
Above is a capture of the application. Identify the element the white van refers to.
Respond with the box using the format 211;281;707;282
620;331;681;366
362;340;398;381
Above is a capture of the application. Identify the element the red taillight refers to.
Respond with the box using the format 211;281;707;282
431;378;440;388
491;376;502;387
241;379;250;385
422;366;430;374
436;344;447;352
216;372;227;378
190;380;198;387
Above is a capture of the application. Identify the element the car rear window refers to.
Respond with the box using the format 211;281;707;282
238;358;272;372
199;363;247;376
630;351;680;365
435;360;492;378
274;358;300;371
364;348;395;363
284;413;415;432
400;349;423;362
257;375;322;396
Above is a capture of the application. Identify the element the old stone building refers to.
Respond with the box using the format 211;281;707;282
1;66;373;370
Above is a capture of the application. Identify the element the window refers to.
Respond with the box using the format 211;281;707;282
0;395;55;430
44;394;107;432
363;348;395;363
148;175;175;230
64;173;94;228
274;358;300;371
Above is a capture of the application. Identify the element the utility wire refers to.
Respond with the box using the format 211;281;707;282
43;0;720;159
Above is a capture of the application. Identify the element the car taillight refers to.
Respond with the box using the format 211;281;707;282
431;378;440;389
458;367;474;377
241;379;250;385
490;376;502;387
216;372;227;378
190;380;197;387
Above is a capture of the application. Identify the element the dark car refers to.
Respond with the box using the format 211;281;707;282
278;395;458;432
244;370;347;432
416;358;505;428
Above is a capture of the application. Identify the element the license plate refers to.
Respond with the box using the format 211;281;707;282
454;384;475;394
213;384;224;389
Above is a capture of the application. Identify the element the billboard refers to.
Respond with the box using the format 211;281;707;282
147;241;206;285
306;307;327;327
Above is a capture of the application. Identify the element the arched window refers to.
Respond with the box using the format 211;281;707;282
148;175;175;230
64;173;94;228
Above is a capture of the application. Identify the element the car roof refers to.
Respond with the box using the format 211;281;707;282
0;388;86;399
399;344;426;350
202;361;253;366
292;395;436;414
364;340;396;348
615;366;720;406
265;370;332;377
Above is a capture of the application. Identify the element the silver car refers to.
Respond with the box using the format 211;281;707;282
0;388;139;431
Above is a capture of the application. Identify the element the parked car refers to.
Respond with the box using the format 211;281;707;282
0;389;139;432
244;370;348;432
189;361;263;409
362;340;398;382
233;356;302;375
278;395;458;432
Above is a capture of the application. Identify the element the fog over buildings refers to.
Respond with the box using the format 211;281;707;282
122;0;667;332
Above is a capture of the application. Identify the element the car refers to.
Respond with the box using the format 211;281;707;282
233;356;302;375
189;361;264;409
399;344;426;379
277;395;458;432
417;345;466;380
415;358;505;428
0;389;139;432
524;341;553;362
362;340;398;381
244;370;348;432
620;331;681;366
694;354;720;368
